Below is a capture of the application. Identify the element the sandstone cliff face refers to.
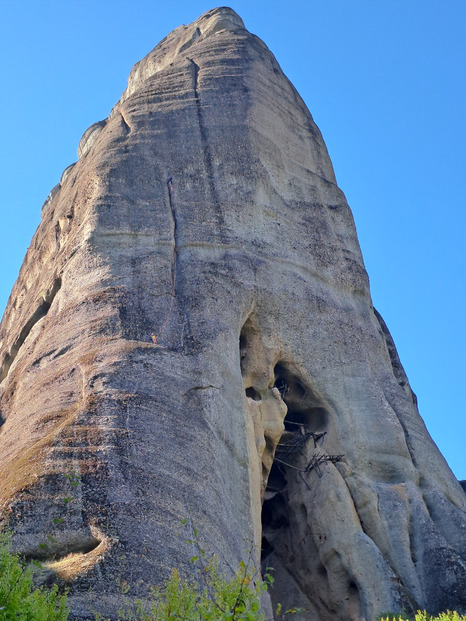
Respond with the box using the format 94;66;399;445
0;8;465;620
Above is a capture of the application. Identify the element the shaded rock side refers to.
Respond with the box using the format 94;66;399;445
0;7;465;620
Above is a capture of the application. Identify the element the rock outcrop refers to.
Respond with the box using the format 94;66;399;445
0;7;465;620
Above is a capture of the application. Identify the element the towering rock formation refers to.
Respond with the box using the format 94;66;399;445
0;7;464;620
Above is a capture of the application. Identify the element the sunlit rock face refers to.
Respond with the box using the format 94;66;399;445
0;7;465;620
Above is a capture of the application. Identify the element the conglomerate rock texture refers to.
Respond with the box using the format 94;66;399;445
0;7;465;620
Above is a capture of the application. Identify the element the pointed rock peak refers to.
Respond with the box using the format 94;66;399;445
120;7;246;103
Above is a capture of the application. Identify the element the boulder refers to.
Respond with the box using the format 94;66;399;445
0;7;464;620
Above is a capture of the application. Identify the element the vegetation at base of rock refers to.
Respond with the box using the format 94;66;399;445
0;533;68;620
378;612;466;621
1;528;465;621
114;554;300;621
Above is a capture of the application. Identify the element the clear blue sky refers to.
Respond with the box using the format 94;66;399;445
1;1;464;480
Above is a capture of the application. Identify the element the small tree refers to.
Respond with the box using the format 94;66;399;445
117;528;302;621
118;554;303;621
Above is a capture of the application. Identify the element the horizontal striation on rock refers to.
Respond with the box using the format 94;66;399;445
0;6;464;621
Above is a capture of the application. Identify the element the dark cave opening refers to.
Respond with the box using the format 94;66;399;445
239;319;256;378
261;535;274;564
261;491;290;571
273;362;329;433
265;461;287;495
237;326;332;607
262;490;289;531
245;386;261;401
261;362;330;588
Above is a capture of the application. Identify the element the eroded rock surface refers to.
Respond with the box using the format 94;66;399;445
0;7;465;620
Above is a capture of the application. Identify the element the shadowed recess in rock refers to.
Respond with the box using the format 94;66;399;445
273;362;330;432
24;533;102;563
0;277;62;383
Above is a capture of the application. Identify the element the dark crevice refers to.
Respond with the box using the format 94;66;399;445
32;348;57;367
317;563;328;578
167;176;179;257
190;58;216;199
239;316;259;378
183;384;218;396
54;344;72;359
24;534;101;563
261;362;346;617
239;332;247;352
66;203;75;222
0;278;62;384
265;462;287;495
31;343;72;368
347;580;361;619
406;498;419;572
273;362;330;432
238;325;339;614
245;386;261;401
262;493;289;531
348;580;358;593
261;536;274;564
188;58;225;235
262;365;316;563
154;177;178;341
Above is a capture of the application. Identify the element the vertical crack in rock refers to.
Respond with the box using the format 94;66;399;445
0;277;62;383
156;177;178;340
54;221;60;250
189;58;223;228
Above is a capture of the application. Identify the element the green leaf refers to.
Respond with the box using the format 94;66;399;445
0;532;69;619
53;517;65;525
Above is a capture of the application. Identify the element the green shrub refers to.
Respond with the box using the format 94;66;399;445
0;532;68;620
378;612;466;621
117;554;300;621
